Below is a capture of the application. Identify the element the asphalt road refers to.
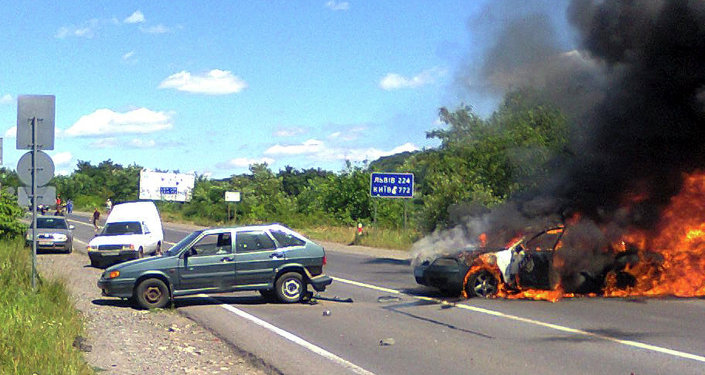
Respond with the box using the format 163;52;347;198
65;212;705;375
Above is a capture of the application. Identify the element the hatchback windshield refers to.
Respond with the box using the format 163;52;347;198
102;221;143;235
164;230;203;256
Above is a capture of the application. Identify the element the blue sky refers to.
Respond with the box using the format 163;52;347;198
1;1;571;178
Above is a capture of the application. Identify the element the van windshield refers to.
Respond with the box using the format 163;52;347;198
101;221;143;235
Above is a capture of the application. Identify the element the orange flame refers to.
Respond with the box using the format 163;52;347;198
461;171;705;302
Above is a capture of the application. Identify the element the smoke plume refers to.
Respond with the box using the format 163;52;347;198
414;1;705;281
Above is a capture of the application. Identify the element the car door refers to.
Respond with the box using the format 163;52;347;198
176;230;236;292
233;230;281;287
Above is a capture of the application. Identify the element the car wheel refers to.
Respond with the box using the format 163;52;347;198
138;247;144;258
135;278;170;309
465;270;499;298
275;272;305;303
156;241;162;255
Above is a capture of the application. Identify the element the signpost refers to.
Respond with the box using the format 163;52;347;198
225;191;241;222
370;172;414;229
17;95;56;291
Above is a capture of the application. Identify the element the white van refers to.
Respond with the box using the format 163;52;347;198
87;201;164;268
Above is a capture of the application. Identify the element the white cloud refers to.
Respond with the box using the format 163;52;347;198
325;1;350;10
128;139;156;148
4;126;16;138
327;126;366;141
55;19;100;39
159;69;247;95
0;94;13;104
124;11;145;24
65;108;173;137
264;138;418;163
218;157;275;169
50;151;73;167
379;67;445;90
264;139;324;156
122;50;136;61
273;127;306;137
89;138;118;148
140;24;171;34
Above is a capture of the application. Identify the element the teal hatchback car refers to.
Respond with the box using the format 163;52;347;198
97;224;332;309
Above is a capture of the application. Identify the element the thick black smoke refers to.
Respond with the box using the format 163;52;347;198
553;0;705;229
414;1;705;283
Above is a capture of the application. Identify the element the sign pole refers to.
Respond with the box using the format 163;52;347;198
31;117;38;291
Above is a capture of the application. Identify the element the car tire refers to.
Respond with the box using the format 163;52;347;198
465;270;499;298
66;242;73;254
138;247;144;258
275;272;305;303
135;278;170;309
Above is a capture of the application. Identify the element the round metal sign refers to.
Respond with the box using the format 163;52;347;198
16;150;55;187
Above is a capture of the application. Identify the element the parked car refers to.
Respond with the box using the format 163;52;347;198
25;216;74;253
97;223;333;309
88;201;164;268
414;226;640;297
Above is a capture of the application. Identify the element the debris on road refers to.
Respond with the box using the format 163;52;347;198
379;338;395;346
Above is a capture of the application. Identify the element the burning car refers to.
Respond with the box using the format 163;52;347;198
413;226;641;299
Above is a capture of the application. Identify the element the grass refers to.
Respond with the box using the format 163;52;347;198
0;238;93;375
296;224;420;251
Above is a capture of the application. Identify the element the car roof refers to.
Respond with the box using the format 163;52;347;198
202;223;295;233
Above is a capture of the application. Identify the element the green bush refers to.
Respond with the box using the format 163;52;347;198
0;190;26;239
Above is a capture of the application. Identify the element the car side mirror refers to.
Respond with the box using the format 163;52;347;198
183;248;197;259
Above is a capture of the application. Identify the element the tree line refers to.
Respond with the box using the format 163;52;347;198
0;89;568;234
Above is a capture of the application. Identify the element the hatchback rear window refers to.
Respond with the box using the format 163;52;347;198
270;230;305;247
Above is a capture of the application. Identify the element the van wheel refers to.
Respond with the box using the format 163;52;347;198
135;278;170;309
275;272;304;303
138;247;144;258
156;242;162;255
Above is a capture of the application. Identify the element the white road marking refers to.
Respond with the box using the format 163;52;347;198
332;276;705;364
195;294;376;375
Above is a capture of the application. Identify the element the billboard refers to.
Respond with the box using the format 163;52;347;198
139;170;195;202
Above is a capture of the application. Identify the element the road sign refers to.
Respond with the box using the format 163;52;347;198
16;95;55;150
16;150;55;186
370;172;414;198
225;191;241;202
17;185;56;207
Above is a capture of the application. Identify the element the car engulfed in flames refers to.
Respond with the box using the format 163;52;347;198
414;171;705;302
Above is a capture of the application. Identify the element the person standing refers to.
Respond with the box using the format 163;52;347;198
92;208;100;231
66;199;73;214
105;198;112;213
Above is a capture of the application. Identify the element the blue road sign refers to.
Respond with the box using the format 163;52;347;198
370;172;414;198
160;186;178;195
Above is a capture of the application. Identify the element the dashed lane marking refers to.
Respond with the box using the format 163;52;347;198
332;276;705;364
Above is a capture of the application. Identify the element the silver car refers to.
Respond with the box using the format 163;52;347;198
26;216;74;253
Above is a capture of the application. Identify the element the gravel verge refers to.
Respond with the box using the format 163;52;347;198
36;247;272;375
